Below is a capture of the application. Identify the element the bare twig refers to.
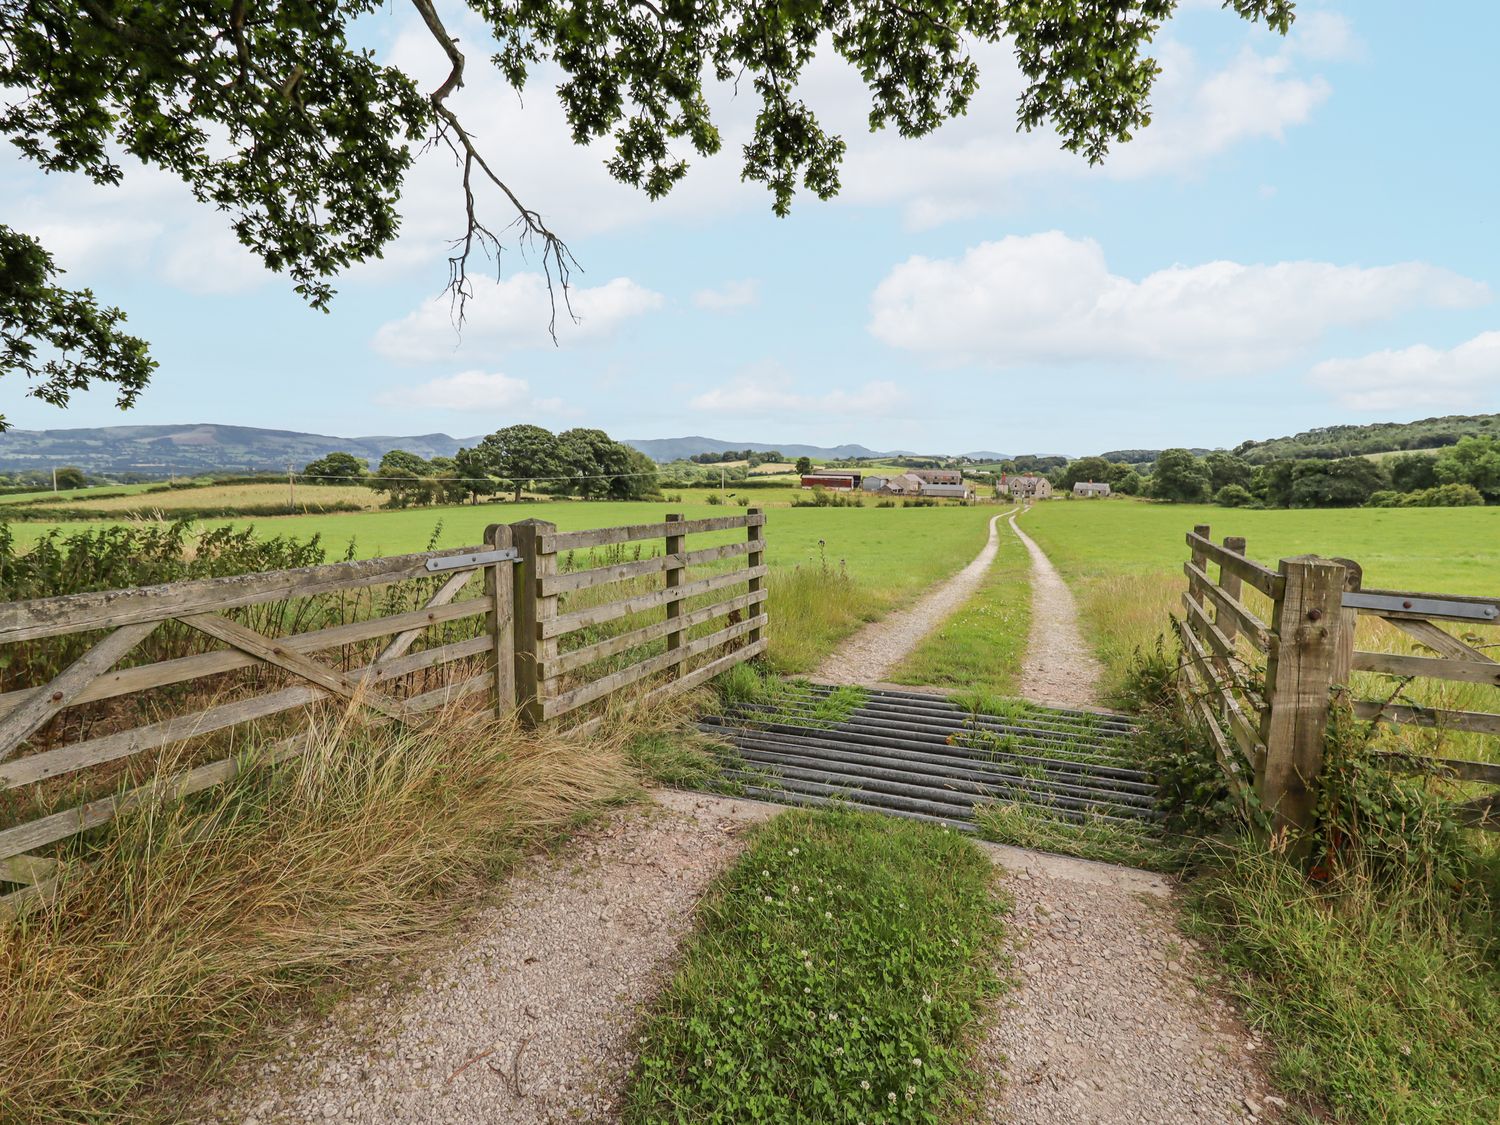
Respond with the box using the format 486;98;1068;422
408;0;576;340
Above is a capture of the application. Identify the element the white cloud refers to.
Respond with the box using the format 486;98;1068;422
372;273;664;363
691;369;910;417
375;369;570;414
693;279;760;311
1308;332;1500;412
868;232;1489;373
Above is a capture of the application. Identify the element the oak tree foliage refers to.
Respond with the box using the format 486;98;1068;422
0;0;1294;426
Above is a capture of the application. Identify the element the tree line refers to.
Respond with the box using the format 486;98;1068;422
301;425;659;509
1049;437;1500;509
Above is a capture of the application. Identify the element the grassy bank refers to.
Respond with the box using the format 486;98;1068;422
1186;846;1500;1123
624;810;1007;1124
891;515;1030;693
0;706;667;1123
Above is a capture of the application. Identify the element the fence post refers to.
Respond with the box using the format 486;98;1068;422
664;512;684;676
1218;535;1246;646
747;508;764;648
483;523;516;718
1257;553;1348;854
511;519;557;729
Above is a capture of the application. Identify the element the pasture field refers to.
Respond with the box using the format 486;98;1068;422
23;481;382;514
1020;500;1500;752
0;481;166;505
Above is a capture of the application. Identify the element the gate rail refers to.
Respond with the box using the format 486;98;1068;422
1177;524;1498;847
0;510;768;918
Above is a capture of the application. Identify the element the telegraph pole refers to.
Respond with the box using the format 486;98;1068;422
287;464;296;513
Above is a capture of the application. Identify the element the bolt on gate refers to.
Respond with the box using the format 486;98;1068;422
0;510;767;919
1178;524;1499;850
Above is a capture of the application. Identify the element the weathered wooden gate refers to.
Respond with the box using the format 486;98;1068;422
1178;524;1499;847
0;510;767;918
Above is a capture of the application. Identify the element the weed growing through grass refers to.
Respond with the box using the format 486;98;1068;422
624;810;1008;1124
716;665;867;729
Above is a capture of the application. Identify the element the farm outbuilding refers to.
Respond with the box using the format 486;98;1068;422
800;473;861;491
908;469;963;485
1073;481;1111;498
919;483;975;500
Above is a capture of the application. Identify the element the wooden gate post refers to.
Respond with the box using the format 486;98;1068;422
664;512;684;676
511;519;557;729
747;508;765;648
1257;554;1349;853
483;523;516;718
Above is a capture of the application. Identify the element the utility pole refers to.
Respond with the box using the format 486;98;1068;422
287;463;295;513
51;466;57;492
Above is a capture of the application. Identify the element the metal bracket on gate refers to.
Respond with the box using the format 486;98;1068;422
1342;591;1499;622
424;548;519;573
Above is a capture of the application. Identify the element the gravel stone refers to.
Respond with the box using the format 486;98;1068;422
974;846;1281;1124
196;794;773;1124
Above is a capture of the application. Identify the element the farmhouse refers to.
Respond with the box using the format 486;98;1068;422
1073;481;1111;498
1005;474;1053;500
877;473;926;496
800;472;862;491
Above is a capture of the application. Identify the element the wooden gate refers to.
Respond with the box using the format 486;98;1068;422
0;510;767;918
1178;524;1499;847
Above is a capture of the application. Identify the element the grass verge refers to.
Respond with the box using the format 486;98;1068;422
890;516;1031;694
1184;844;1500;1124
0;705;649;1123
624;809;1009;1124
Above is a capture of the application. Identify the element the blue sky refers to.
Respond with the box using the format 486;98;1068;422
4;1;1498;456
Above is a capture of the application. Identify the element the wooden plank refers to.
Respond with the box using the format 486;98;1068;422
546;513;762;552
0;852;58;885
1;877;57;923
539;539;762;597
1381;617;1496;664
0;544;488;644
1175;635;1248;800
1351;699;1500;737
512;520;556;728
543;566;767;640
1177;614;1265;769
1218;536;1247;646
1184;561;1271;651
1453;794;1499;831
1186;531;1282;599
664;512;684;676
0;621;158;762
545;590;767;678
373;568;475;665
1180;591;1266;709
0;637;487;792
483;523;516;717
1367;751;1500;785
181;614;413;722
1352;650;1500;686
746;508;765;649
0;597;487;721
1258;555;1348;849
542;615;766;719
637;637;768;709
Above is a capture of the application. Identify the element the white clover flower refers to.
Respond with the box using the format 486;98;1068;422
799;948;809;958
804;986;812;994
791;884;799;894
804;960;814;970
887;1091;897;1103
761;869;770;877
922;993;933;1004
911;1058;922;1067
792;847;800;855
860;1080;870;1091
764;895;774;903
824;911;833;920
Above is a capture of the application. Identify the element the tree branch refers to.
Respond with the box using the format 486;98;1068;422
408;0;575;339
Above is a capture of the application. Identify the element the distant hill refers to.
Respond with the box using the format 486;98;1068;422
0;424;476;475
1234;414;1500;464
624;435;888;462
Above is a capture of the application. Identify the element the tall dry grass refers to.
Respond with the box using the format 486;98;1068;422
0;702;645;1123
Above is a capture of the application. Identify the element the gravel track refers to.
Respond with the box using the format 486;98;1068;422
1010;513;1106;710
976;846;1282;1124
198;794;773;1125
815;509;1012;685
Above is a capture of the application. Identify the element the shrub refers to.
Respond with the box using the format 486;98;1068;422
1366;490;1400;507
1213;483;1255;507
1398;482;1485;507
705;492;724;505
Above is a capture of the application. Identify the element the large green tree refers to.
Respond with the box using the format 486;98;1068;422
1;1;1294;426
1434;436;1500;502
476;424;566;502
1148;448;1211;503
